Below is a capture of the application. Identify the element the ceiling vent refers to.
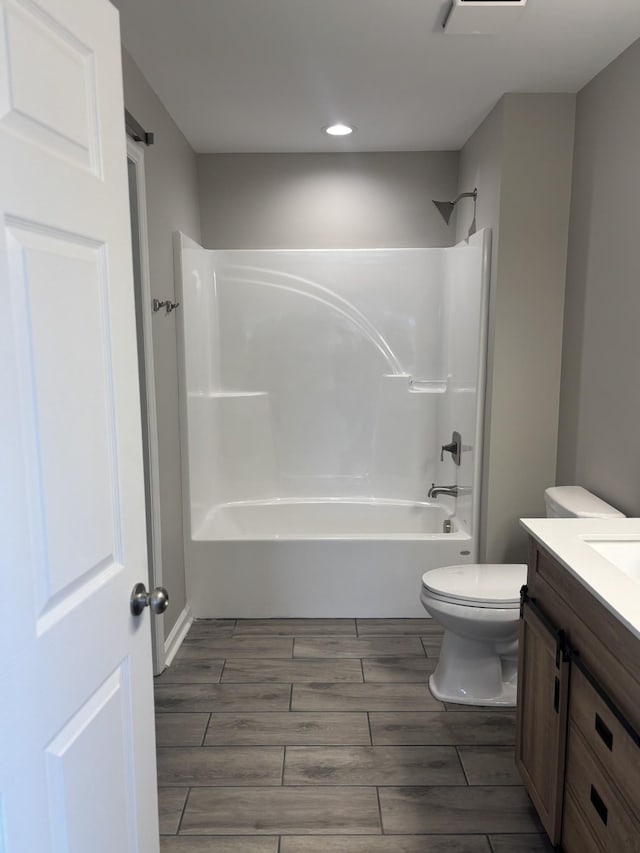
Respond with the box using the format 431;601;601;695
443;0;527;35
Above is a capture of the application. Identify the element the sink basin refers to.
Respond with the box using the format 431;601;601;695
584;538;640;582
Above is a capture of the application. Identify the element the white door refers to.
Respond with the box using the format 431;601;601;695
0;0;160;850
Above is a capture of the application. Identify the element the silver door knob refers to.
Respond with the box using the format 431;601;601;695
130;582;169;616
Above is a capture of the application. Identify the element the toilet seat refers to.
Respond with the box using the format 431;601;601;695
423;588;520;610
421;564;527;608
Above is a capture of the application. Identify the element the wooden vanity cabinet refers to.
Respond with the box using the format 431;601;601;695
516;539;640;852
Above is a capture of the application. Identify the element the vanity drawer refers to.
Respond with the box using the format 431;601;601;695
570;665;640;817
562;789;605;853
565;723;640;851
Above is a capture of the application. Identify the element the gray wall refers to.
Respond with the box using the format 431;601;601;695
457;94;576;562
197;152;458;248
557;39;640;515
455;99;505;561
121;48;202;638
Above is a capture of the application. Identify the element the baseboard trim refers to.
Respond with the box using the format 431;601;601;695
163;604;193;667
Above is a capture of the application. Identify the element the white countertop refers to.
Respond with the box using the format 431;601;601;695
521;517;640;640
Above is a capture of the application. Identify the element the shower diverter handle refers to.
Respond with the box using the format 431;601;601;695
440;431;462;466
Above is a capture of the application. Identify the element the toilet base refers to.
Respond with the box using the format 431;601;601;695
428;630;518;707
429;673;517;706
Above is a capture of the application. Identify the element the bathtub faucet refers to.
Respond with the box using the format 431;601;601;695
428;483;470;499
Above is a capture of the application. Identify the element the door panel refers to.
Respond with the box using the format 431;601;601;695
0;0;101;172
0;0;159;850
6;224;120;623
516;597;570;844
45;667;135;853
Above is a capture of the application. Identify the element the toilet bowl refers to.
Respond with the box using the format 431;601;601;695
420;486;625;707
421;564;527;706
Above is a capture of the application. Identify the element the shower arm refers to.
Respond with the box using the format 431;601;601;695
452;190;477;205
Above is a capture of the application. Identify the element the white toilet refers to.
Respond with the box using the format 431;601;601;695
420;486;624;707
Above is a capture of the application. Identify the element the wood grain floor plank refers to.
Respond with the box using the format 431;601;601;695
379;786;541;834
155;714;210;747
221;659;363;683
457;746;521;785
362;656;437;682
293;637;425;658
292;683;443;712
154;683;291;713
204;712;370;746
233;619;357;636
180;786;381;835
283;745;465;786
370;711;516;745
357;618;443;636
161;839;278;853
157;788;187;835
156;659;225;683
177;638;294;660
488;835;554;852
157;746;283;787
186;620;236;639
280;837;491;853
422;638;443;657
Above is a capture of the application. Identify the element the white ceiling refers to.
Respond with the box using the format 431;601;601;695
113;0;640;153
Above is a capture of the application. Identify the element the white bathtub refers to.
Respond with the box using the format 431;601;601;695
185;499;475;617
196;498;457;539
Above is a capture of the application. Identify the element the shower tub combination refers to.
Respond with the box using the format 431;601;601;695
175;231;490;617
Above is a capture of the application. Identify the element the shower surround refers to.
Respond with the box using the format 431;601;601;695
175;231;490;616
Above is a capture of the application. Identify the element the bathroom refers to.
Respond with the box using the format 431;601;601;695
1;0;640;851
124;0;640;840
120;2;638;653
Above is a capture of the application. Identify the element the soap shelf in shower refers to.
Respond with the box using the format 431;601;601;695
188;391;268;398
408;379;447;393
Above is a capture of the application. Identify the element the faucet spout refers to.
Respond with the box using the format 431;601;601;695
428;483;470;499
428;483;458;499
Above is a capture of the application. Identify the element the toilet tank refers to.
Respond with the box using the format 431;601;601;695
544;486;625;519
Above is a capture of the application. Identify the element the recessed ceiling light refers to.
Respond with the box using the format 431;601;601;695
324;123;355;137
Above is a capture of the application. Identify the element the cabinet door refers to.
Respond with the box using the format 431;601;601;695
516;598;570;844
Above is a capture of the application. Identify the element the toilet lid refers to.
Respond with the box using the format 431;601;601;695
421;564;527;607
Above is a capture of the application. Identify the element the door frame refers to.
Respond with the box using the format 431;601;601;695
127;137;165;674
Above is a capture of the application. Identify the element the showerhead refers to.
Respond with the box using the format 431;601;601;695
432;188;477;225
433;200;456;225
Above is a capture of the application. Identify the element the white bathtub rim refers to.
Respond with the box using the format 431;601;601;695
203;496;454;510
192;496;471;542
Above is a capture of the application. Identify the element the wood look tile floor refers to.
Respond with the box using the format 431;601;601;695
155;618;552;852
